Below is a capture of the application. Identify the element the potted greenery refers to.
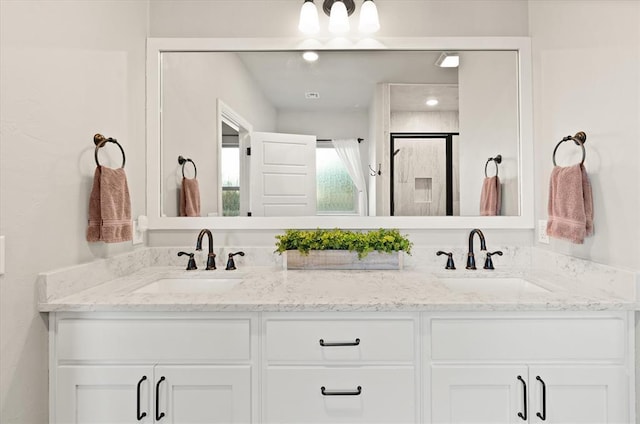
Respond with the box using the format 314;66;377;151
275;228;412;270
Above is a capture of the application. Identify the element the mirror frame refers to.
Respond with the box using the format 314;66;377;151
146;37;533;230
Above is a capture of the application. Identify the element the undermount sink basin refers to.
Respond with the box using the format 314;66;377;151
134;277;243;294
438;277;549;294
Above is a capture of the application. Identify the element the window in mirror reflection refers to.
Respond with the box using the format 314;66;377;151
316;145;357;215
221;141;241;217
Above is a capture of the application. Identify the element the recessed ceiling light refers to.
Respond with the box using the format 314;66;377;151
435;52;459;68
302;51;319;62
426;99;439;106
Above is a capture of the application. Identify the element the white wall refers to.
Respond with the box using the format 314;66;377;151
149;0;529;38
277;110;369;142
529;1;640;271
458;51;520;217
162;52;277;217
0;1;149;422
390;111;460;133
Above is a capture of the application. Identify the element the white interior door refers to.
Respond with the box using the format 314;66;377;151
250;132;317;216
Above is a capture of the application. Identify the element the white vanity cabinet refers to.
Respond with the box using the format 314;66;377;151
261;313;420;423
50;311;635;424
50;313;257;423
425;312;633;423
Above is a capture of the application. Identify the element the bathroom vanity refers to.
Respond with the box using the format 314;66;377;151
39;35;637;424
40;259;637;423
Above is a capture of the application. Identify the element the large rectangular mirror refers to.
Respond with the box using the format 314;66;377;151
147;38;533;230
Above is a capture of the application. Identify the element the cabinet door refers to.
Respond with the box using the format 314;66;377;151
155;365;251;423
529;366;628;423
56;365;153;423
431;365;528;424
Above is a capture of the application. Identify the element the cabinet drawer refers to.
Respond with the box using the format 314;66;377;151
265;366;417;423
265;318;415;363
56;318;251;362
430;316;625;361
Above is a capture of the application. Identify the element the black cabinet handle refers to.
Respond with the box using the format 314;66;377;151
517;375;527;421
536;376;547;421
155;376;166;421
136;376;147;421
321;386;362;396
319;338;360;347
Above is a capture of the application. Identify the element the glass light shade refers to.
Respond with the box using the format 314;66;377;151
358;0;380;34
298;0;320;35
328;1;350;34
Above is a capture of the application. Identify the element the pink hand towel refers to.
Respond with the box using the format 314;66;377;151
480;175;501;216
546;164;594;244
86;166;132;243
179;177;201;217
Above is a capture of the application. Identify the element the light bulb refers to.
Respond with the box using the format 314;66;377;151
298;0;320;35
358;0;380;34
426;99;439;106
328;1;350;34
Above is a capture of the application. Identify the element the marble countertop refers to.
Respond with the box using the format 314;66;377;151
38;265;638;312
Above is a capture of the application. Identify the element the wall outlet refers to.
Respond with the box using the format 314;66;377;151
538;220;550;244
132;220;144;245
0;236;5;275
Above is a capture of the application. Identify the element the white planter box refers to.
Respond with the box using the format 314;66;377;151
282;250;403;270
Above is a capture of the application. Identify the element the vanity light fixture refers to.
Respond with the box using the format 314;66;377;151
302;51;319;62
426;99;439;106
298;1;380;35
435;52;460;68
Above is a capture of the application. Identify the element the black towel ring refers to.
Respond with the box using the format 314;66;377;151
552;131;587;166
178;156;197;179
94;134;125;168
484;154;502;177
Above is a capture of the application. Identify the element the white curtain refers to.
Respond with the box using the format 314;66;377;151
332;138;368;216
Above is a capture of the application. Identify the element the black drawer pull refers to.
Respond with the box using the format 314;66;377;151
155;376;166;421
536;376;547;421
517;375;527;421
136;376;147;421
319;338;360;347
321;386;362;396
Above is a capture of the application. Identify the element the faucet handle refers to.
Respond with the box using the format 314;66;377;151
225;251;245;270
177;251;197;270
483;251;503;270
436;251;456;270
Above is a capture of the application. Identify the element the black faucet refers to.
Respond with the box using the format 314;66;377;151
483;251;503;270
177;252;197;270
225;251;245;270
466;229;487;270
195;229;216;270
436;251;456;270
